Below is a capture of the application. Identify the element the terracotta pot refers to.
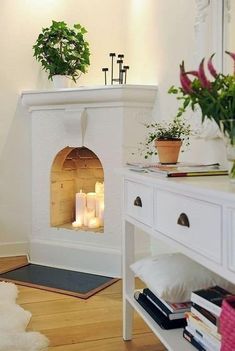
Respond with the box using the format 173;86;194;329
155;139;182;164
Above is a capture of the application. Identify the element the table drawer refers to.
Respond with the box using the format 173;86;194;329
125;180;153;226
154;190;222;263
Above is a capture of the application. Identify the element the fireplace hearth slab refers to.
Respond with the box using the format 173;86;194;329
0;264;118;298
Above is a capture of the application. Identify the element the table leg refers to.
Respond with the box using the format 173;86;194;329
122;220;135;340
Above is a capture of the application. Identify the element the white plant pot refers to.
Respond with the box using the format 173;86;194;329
52;75;70;89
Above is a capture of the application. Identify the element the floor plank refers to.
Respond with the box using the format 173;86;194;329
47;333;164;351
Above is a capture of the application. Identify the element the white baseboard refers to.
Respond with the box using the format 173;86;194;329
0;242;29;257
29;239;122;277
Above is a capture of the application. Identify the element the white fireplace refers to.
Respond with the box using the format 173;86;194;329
21;85;157;277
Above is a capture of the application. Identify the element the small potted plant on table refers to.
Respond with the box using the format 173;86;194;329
143;117;191;164
33;20;90;88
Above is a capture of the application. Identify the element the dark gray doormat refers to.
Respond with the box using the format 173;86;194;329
0;264;119;299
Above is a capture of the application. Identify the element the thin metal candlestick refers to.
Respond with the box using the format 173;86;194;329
121;69;126;84
101;53;129;85
123;65;129;84
109;53;116;84
117;54;124;84
117;59;123;83
102;67;109;85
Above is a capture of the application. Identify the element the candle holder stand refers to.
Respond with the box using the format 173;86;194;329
102;52;130;85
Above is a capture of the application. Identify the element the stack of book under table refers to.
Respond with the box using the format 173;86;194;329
134;285;235;350
134;288;191;330
183;286;233;350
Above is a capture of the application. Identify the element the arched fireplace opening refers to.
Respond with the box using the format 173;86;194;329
50;146;104;232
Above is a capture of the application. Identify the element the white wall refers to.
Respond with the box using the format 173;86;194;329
126;0;196;119
0;0;225;256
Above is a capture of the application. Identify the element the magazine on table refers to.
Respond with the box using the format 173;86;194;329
126;162;228;177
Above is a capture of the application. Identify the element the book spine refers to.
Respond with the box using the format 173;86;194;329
143;288;174;312
143;289;172;314
186;325;220;351
134;291;186;330
191;306;218;332
145;295;168;318
168;172;187;177
191;307;217;332
168;172;228;177
183;328;207;351
192;303;217;325
143;288;191;313
186;315;221;342
191;293;221;317
146;294;185;320
134;291;168;329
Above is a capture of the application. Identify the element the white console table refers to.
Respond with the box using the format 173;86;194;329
122;168;235;351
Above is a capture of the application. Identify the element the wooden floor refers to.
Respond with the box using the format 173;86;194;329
0;256;166;351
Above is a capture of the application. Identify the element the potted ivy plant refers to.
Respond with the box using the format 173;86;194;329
33;20;90;87
142;117;191;164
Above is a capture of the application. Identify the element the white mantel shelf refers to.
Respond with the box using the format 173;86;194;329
21;84;158;110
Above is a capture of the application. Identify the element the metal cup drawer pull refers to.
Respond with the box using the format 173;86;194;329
134;196;142;207
177;212;190;227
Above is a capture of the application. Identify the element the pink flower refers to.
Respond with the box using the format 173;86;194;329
225;50;235;60
225;51;235;74
185;70;199;78
180;62;193;94
198;58;211;89
207;54;218;78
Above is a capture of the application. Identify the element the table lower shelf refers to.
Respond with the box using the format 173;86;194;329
125;294;195;351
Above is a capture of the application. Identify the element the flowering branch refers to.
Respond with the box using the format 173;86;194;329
169;52;235;135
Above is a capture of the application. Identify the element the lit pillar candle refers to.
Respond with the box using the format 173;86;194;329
95;181;104;194
72;217;83;228
84;207;95;226
86;192;96;211
88;217;100;229
95;193;104;218
99;202;104;226
76;190;86;224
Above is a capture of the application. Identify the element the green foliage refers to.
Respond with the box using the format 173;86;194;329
33;20;90;82
140;118;191;159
